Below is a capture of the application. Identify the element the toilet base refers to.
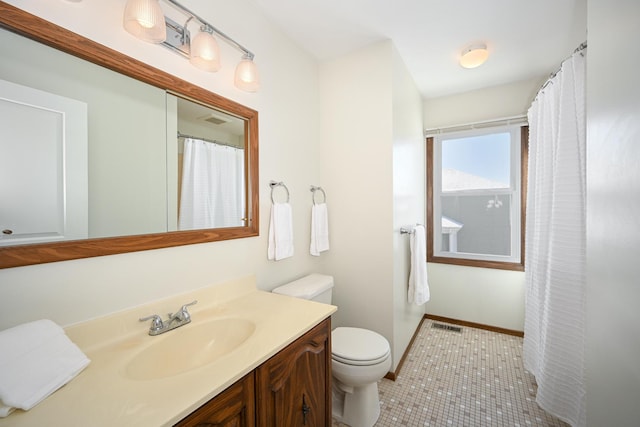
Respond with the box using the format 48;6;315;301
332;380;381;427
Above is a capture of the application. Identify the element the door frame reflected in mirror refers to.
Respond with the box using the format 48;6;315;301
0;2;259;269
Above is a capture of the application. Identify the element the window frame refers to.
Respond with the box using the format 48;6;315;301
426;125;528;271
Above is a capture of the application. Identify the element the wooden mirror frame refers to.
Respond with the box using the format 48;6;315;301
0;2;259;269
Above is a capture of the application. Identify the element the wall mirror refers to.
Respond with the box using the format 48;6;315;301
0;2;259;269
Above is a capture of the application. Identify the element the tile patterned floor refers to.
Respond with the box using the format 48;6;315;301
333;319;568;427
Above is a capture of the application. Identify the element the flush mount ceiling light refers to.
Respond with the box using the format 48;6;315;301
122;0;259;92
459;44;489;69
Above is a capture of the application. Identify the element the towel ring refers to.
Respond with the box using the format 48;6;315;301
269;180;290;204
310;185;326;205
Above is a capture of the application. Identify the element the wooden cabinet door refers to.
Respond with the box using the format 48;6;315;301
256;318;331;427
175;372;255;427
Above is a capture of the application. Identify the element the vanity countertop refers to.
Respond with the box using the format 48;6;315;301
0;275;336;426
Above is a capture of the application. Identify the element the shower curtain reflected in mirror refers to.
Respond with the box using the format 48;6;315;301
178;138;245;230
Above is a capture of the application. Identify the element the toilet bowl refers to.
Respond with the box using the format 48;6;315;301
331;327;391;427
272;274;391;427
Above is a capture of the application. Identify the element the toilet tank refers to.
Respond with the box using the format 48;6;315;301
272;274;334;304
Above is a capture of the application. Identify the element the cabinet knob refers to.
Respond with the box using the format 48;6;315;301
2;229;13;235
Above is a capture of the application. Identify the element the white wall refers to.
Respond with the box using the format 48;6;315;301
423;77;543;129
318;41;395;348
586;0;640;424
422;78;541;331
426;264;525;331
0;0;323;329
391;47;426;368
317;41;426;372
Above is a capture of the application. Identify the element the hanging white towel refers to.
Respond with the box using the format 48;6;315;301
408;225;430;305
0;319;90;417
310;203;330;256
267;202;294;261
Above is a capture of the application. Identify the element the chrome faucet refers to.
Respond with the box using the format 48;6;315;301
140;300;197;336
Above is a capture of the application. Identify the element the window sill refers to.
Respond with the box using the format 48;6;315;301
427;256;524;272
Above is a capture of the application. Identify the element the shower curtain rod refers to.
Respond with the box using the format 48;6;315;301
177;132;242;149
424;115;527;136
535;41;587;98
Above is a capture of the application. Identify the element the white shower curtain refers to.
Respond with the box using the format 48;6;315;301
524;46;586;427
179;138;245;230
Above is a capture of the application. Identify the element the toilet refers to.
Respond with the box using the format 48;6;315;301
272;274;391;427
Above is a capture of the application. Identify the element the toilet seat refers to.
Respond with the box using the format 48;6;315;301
332;327;390;366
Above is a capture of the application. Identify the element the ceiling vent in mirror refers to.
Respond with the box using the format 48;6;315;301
199;113;229;125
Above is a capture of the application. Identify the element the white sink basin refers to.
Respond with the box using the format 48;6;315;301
125;318;256;380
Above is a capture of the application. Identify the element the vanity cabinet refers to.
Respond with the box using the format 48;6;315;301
174;373;255;427
256;318;331;426
175;317;331;427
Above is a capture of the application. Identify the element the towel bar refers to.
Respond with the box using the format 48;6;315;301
400;224;424;234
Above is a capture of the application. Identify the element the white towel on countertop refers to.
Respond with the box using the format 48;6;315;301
0;319;90;417
408;225;430;305
310;203;329;256
267;202;294;261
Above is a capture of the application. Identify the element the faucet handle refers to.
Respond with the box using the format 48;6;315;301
181;300;198;311
175;300;197;322
139;314;164;332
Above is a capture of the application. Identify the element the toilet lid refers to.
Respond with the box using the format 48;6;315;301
332;327;390;366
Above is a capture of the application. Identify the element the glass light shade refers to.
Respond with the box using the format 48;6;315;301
123;0;166;43
234;57;260;92
190;31;221;72
460;45;489;69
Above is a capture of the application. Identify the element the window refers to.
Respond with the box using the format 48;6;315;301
427;125;528;271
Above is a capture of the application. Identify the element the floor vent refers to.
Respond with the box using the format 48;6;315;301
432;323;462;333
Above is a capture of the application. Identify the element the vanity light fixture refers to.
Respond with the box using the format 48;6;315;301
122;0;259;92
234;53;260;92
123;0;166;43
190;26;221;72
459;43;489;69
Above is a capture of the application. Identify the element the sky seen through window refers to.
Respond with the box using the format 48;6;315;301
442;133;511;187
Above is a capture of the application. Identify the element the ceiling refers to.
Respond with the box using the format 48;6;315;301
250;0;587;98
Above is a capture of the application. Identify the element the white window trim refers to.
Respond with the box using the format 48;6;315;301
432;125;522;264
